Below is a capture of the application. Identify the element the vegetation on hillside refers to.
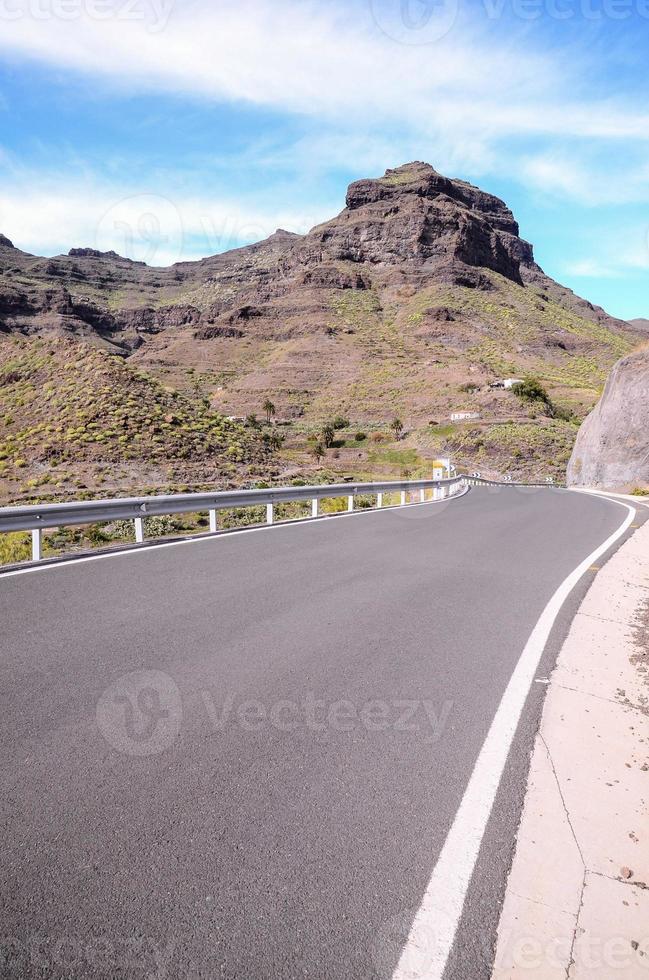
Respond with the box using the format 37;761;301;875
0;337;270;502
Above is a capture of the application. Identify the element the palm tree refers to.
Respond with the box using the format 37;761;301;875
269;432;285;450
262;431;285;453
312;442;325;463
321;424;335;448
263;399;276;425
391;417;404;441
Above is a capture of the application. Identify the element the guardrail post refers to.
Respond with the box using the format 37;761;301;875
401;490;406;506
134;517;145;544
420;488;425;503
31;529;42;562
377;492;383;509
209;509;218;533
266;503;274;525
348;495;354;512
312;498;319;518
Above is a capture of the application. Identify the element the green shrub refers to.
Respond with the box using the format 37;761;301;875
0;532;31;565
355;432;367;442
107;515;181;541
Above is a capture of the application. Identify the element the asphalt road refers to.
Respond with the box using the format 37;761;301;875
0;487;633;979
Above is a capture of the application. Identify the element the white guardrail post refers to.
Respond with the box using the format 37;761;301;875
377;492;383;509
266;503;274;525
31;528;42;562
134;517;145;544
348;495;354;512
209;509;218;533
312;498;319;518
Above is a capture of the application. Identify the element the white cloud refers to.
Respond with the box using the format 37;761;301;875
620;243;649;270
519;151;649;206
1;0;649;248
0;0;648;146
0;178;328;264
564;259;623;278
563;224;649;281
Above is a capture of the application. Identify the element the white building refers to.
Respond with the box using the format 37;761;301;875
450;411;481;422
489;378;523;390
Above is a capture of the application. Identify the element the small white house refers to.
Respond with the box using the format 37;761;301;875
490;378;523;390
450;411;481;422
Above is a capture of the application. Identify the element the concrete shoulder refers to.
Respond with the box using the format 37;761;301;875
492;520;649;978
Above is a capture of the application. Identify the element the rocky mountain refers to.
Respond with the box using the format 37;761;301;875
0;162;645;500
630;318;649;333
567;347;649;489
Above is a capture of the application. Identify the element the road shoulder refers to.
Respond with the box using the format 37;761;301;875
492;519;649;978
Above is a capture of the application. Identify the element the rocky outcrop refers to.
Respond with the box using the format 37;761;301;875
68;247;144;264
0;162;635;351
298;162;533;283
567;347;649;488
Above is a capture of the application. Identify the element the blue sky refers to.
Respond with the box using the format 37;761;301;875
0;0;647;319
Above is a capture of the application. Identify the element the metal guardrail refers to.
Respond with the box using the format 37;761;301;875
0;477;469;563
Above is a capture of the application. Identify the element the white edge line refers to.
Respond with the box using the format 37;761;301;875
393;492;636;980
0;486;471;580
570;486;649;507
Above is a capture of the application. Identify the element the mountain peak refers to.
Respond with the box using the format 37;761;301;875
307;161;532;283
268;228;301;241
383;160;440;179
0;234;15;249
344;161;520;234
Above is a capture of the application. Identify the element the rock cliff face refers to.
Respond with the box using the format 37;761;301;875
0;162;629;353
567;347;649;488
297;163;533;283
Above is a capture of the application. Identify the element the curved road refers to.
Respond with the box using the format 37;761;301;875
0;487;636;979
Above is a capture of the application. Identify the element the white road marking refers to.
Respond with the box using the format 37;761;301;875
393;493;636;980
0;487;470;579
573;487;649;507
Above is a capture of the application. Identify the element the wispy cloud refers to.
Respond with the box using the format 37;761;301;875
1;0;648;146
0;175;327;264
563;224;649;281
564;259;623;278
520;151;649;205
